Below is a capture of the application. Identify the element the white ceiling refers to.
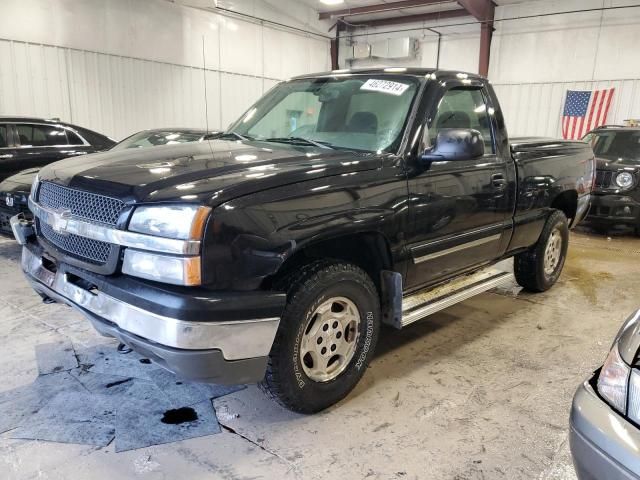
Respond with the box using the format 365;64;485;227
302;0;538;15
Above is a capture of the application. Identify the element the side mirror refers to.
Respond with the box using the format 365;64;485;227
421;128;485;162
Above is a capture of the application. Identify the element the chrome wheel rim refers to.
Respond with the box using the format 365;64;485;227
300;297;361;383
544;228;563;276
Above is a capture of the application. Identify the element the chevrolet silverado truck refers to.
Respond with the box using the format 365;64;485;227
12;69;594;413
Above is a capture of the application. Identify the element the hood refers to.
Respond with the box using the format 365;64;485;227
38;140;383;206
595;156;640;171
0;168;39;194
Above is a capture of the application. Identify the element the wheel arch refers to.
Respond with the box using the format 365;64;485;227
262;231;394;294
550;189;578;226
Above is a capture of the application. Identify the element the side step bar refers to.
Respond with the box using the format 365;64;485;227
394;268;514;329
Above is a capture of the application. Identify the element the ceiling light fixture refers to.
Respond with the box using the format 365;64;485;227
320;0;344;5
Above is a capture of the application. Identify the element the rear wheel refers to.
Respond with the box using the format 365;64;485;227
260;260;380;413
514;210;569;292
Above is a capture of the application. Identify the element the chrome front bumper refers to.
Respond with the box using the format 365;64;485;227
21;246;280;362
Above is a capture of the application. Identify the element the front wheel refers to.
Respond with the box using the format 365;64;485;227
514;210;569;292
259;260;380;413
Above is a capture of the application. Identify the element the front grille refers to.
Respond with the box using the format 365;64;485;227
595;170;614;189
38;182;125;226
39;222;112;264
36;182;125;267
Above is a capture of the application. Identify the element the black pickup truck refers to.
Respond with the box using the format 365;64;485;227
12;69;594;413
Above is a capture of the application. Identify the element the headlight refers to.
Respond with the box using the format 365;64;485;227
129;204;211;240
122;250;201;286
615;171;634;189
598;344;631;414
125;204;210;285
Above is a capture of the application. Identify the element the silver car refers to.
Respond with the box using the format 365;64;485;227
570;308;640;479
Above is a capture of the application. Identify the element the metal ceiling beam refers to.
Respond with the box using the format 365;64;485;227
319;0;456;20
457;0;495;76
456;0;494;22
344;8;469;29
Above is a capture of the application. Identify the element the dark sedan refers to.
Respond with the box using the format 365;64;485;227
0;168;36;235
0;128;210;236
112;128;208;150
583;126;640;235
0;117;115;182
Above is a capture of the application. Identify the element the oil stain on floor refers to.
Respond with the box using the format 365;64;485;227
0;342;244;452
562;229;637;304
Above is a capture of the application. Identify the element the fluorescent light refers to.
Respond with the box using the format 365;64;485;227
321;0;344;5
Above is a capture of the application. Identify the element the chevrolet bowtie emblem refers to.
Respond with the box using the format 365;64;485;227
49;209;73;236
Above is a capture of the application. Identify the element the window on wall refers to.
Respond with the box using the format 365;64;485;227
430;88;495;153
16;124;69;147
0;125;8;148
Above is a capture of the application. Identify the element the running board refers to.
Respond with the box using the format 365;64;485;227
396;268;514;329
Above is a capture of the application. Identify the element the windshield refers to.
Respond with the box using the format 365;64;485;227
584;130;640;163
112;130;205;150
228;76;420;153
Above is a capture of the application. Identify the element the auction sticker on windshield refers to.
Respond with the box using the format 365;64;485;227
360;79;410;96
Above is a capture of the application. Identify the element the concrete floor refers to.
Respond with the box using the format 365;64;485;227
0;228;639;480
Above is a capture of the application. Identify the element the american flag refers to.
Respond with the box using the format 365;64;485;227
562;88;615;139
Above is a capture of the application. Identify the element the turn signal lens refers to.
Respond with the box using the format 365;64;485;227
189;206;211;239
122;249;201;286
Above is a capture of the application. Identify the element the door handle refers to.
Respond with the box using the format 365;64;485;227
491;173;507;189
0;154;13;159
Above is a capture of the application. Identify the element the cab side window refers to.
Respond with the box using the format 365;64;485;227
430;88;495;154
16;124;69;147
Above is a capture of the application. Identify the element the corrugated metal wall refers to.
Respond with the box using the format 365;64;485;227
493;79;640;138
0;36;326;140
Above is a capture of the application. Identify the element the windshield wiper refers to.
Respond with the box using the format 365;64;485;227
265;137;334;150
208;132;254;141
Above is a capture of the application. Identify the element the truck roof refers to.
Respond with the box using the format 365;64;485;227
590;125;640;132
291;68;486;81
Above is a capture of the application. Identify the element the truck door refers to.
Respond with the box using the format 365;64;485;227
405;81;511;290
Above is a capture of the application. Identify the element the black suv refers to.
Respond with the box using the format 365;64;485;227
584;126;640;235
0;117;114;233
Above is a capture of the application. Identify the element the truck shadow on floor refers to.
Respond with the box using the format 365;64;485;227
0;237;21;262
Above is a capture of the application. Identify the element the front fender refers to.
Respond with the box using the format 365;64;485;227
200;167;408;290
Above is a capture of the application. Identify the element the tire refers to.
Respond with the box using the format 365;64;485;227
259;260;380;413
514;210;569;293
